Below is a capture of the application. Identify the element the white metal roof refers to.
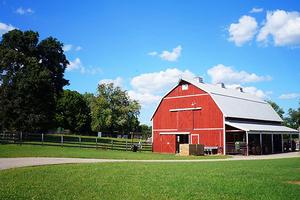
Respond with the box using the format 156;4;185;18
184;78;283;122
225;120;298;134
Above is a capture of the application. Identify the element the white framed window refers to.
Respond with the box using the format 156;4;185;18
182;84;188;90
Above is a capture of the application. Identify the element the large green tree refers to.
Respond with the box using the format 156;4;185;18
91;83;140;134
56;90;91;134
267;100;285;119
285;100;300;130
0;30;69;132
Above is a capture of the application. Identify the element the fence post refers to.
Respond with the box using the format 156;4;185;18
61;135;63;147
111;140;113;150
126;140;128;151
79;136;81;148
96;137;98;149
20;131;22;145
42;133;44;145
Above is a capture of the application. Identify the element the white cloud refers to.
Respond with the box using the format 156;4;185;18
63;44;73;52
228;15;258;46
66;58;101;75
128;90;161;106
127;68;195;106
207;64;271;84
257;10;300;46
279;93;300;99
75;46;82;51
250;7;264;13
63;44;82;52
225;84;271;99
99;77;123;87
0;22;16;36
16;7;34;15
131;68;195;94
66;58;81;71
147;51;157;56
159;45;182;61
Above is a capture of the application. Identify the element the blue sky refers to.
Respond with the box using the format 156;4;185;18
1;0;300;125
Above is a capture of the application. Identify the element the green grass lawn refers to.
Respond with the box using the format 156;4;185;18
0;144;228;160
0;158;299;199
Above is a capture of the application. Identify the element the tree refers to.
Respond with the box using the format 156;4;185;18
285;101;300;129
138;124;152;139
91;83;140;134
267;100;285;119
56;90;91;134
0;30;69;132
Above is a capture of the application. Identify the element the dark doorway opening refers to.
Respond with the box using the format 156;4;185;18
273;134;282;153
176;134;189;153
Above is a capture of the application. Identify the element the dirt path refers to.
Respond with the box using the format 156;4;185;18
0;152;299;170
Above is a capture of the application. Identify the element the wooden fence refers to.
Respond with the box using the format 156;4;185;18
0;132;152;152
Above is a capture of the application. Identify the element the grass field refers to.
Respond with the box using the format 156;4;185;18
0;158;299;199
0;144;228;160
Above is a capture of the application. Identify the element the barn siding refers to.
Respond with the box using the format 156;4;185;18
152;81;224;154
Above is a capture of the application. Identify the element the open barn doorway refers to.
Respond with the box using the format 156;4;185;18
176;134;189;153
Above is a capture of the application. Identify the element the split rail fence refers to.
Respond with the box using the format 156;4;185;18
0;132;152;152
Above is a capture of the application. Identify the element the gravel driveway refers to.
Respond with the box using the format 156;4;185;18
0;152;299;170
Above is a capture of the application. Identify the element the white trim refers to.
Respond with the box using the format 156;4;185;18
164;93;209;100
191;134;199;144
223;116;226;155
248;132;299;135
151;120;154;143
194;127;224;131
153;129;178;131
170;107;202;112
160;132;190;135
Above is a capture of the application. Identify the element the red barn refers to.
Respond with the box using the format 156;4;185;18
151;78;299;155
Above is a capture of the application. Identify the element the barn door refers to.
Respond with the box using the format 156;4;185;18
191;134;199;144
178;110;194;130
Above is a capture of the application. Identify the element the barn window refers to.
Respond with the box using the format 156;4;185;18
182;84;188;90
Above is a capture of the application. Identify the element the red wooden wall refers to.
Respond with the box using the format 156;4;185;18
152;81;224;154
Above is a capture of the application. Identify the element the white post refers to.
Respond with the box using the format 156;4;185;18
281;134;284;152
246;132;249;156
290;134;292;151
96;137;98;149
42;133;44;145
271;134;274;154
61;135;63;147
260;133;263;155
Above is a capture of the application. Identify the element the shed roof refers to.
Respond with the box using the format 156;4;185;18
184;78;283;122
225;120;298;134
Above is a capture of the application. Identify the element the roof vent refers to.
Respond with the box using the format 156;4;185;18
236;86;244;92
194;76;203;83
217;82;226;88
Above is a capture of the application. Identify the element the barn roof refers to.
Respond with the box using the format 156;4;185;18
186;78;283;122
151;78;283;122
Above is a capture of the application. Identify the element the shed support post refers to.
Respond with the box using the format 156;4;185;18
271;134;274;154
260;133;263;155
290;134;292;151
281;134;284;152
246;132;249;156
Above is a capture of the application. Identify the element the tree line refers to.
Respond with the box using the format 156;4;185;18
0;30;150;136
267;100;300;130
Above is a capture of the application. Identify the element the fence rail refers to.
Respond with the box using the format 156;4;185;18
0;132;152;152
